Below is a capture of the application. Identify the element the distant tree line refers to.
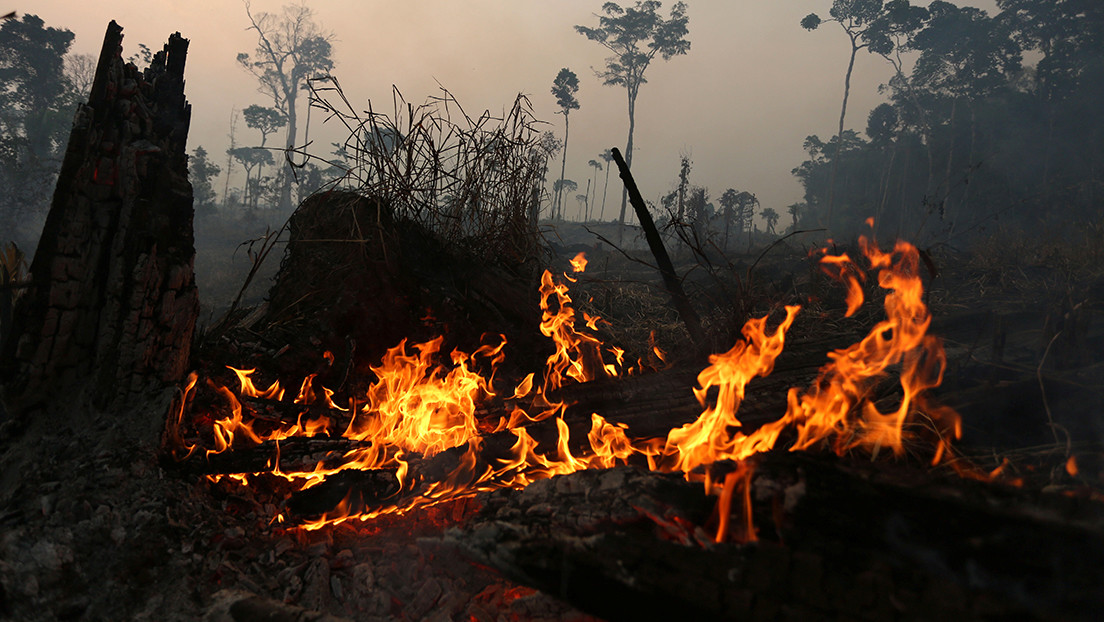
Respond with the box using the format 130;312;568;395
0;14;94;249
795;0;1104;242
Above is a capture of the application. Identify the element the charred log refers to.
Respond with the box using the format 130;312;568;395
441;453;1104;621
0;21;197;422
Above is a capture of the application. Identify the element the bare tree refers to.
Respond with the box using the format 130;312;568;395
238;2;334;212
63;52;96;100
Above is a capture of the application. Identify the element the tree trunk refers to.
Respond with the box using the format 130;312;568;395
0;21;198;429
617;86;637;245
825;35;860;232
556;113;570;221
280;88;297;213
600;160;610;221
942;96;958;223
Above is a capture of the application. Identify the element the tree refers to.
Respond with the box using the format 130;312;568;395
238;2;334;213
241;103;287;186
553;179;578;220
189;146;222;216
0;14;74;163
551;68;580;221
228;147;275;215
717;189;758;250
801;0;888;228
676;155;691;221
241;104;287;148
787;202;805;232
535;131;562;221
576;1;690;242
598;148;614;220
760;207;780;235
63;52;96;101
0;14;75;243
587;158;603;220
911;2;1020;225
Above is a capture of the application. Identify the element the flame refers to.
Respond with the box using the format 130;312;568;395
569;252;588;273
175;225;965;537
538;266;621;392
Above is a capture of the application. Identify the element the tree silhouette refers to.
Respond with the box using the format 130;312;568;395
760;207;780;235
576;1;690;241
535;131;562;220
553;178;578;220
228;147;275;214
0;14;75;241
241;104;287;187
587;158;603;220
189;147;222;216
598;148;614;220
551;68;580;221
238;2;334;213
787;202;804;233
801;0;888;229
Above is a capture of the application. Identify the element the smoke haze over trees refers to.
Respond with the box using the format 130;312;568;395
0;0;1101;260
792;0;1104;242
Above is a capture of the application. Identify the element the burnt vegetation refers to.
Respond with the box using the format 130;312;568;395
0;2;1103;621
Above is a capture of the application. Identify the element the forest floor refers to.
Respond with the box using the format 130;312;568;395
2;218;1103;620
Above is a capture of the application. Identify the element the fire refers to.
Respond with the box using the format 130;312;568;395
173;233;963;537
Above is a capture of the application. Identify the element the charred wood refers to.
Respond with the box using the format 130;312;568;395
168;437;373;476
439;453;1104;621
0;21;197;420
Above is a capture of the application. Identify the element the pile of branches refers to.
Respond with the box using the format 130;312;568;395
299;78;549;265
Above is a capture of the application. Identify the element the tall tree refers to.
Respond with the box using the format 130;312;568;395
587;158;603;220
551;68;580;221
553;178;578;221
801;0;887;229
241;103;287;186
598;148;614;220
718;189;740;251
0;14;75;242
63;52;96;101
535;131;562;221
228;147;275;215
911;1;1020;225
238;2;334;213
190;146;222;216
787;202;805;232
576;1;690;242
760;207;780;235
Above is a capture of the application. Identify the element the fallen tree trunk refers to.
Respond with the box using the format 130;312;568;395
441;452;1104;621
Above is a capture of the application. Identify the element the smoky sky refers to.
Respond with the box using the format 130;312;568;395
31;0;997;223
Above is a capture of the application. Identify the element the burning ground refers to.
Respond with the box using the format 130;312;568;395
3;210;1104;620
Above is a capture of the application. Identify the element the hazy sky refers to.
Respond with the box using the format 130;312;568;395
30;0;997;222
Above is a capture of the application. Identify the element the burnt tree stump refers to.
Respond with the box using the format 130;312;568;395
0;22;197;425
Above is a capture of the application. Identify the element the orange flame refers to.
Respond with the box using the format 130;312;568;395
177;225;963;536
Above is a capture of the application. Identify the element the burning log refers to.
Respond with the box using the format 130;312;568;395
441;453;1104;621
0;22;197;421
172;436;373;476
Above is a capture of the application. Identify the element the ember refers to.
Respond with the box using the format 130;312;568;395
169;224;962;538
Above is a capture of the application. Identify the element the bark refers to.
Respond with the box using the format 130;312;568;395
0;21;198;422
443;452;1104;621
